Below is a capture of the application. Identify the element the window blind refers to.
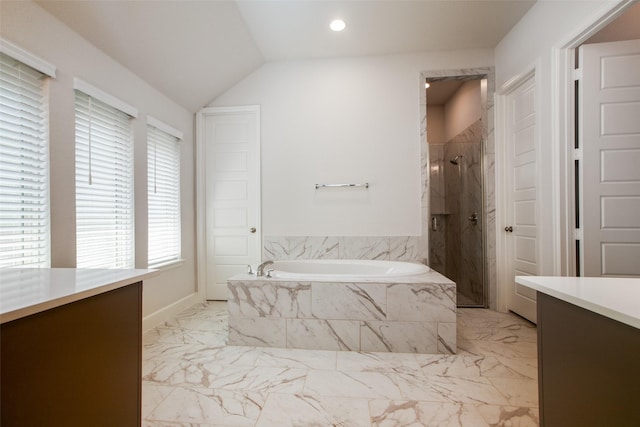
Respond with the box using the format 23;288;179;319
0;52;50;268
147;121;181;267
75;90;134;269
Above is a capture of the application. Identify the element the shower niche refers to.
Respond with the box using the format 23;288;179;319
426;75;488;307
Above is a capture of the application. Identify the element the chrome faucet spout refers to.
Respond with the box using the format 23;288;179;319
256;260;274;277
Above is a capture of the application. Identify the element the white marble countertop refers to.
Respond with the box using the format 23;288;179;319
516;276;640;329
0;268;158;324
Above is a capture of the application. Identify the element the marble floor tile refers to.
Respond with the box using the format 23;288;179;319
369;400;490;427
178;345;262;367
164;316;228;332
143;359;216;389
252;347;337;370
144;327;227;346
492;356;538;380
458;318;537;344
303;370;403;400
143;302;540;426
146;386;265;426
255;393;371;427
475;404;539;426
163;304;228;332
415;354;533;379
336;350;421;373
488;377;539;407
392;372;510;405
369;400;539;427
457;337;538;359
143;422;220;427
205;365;307;395
142;382;175;419
144;342;205;361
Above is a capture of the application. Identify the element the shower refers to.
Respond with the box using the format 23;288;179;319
426;75;487;308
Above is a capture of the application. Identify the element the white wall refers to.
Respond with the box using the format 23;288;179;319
210;49;493;237
494;0;622;276
1;1;198;319
444;80;482;141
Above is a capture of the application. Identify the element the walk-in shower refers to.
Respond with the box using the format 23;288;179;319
426;76;487;307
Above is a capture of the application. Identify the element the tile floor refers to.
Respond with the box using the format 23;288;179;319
142;302;539;426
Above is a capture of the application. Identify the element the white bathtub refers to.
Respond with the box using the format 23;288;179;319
270;259;430;280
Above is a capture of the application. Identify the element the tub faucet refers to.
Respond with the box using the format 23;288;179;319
256;260;274;277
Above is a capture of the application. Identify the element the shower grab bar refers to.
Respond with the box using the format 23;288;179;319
315;183;369;189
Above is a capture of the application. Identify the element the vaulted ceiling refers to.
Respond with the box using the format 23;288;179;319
35;0;535;112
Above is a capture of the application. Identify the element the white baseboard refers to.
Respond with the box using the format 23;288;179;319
142;293;203;333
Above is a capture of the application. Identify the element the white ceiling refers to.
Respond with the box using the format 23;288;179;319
35;0;535;112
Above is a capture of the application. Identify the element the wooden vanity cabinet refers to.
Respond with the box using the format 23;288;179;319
1;282;142;427
537;292;640;426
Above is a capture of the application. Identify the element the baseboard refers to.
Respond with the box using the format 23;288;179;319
142;293;203;333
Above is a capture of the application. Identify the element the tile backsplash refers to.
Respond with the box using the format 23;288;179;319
263;236;423;263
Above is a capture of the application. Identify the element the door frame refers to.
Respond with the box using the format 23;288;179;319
195;105;261;301
420;67;495;309
552;0;635;277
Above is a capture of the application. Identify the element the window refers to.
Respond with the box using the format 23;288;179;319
0;51;51;268
147;117;182;268
74;82;136;268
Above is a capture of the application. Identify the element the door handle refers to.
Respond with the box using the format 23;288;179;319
249;227;256;234
504;226;513;233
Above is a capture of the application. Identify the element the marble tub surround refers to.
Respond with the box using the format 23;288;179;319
142;302;539;426
227;269;456;354
262;236;422;263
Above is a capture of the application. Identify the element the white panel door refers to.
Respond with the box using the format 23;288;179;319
198;106;260;300
504;74;539;323
580;39;640;277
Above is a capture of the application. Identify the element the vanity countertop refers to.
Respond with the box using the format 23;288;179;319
516;276;640;330
0;268;157;324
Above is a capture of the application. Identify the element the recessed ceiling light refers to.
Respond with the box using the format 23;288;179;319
330;19;346;32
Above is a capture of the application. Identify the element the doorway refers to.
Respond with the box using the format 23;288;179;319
556;1;640;277
421;69;495;308
196;106;261;300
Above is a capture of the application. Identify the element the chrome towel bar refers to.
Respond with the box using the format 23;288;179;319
315;183;369;189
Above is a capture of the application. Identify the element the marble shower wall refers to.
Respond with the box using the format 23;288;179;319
444;121;484;306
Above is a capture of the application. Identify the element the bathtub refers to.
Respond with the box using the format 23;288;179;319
227;259;456;354
270;259;430;280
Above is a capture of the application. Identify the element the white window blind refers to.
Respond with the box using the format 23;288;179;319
147;120;181;267
75;90;134;269
0;52;50;268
